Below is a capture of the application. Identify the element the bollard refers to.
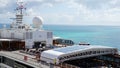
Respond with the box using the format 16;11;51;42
24;56;28;61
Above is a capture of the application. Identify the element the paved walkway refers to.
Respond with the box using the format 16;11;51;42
0;51;49;68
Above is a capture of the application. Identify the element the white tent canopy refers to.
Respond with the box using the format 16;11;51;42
41;45;118;64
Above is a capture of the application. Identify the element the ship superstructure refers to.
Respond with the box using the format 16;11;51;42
0;1;53;50
0;0;120;68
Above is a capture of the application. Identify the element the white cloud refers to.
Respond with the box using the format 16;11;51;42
62;0;120;25
0;0;10;7
42;3;53;8
27;8;36;16
0;0;120;25
26;0;43;2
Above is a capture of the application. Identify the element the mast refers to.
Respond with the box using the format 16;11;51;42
15;0;26;24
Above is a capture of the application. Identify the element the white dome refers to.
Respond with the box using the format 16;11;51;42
32;16;43;28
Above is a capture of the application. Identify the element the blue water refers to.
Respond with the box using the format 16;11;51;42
43;25;120;50
0;24;120;50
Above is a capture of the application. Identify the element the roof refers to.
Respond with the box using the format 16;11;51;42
54;45;88;53
0;38;24;41
41;45;118;64
53;36;61;39
48;45;115;54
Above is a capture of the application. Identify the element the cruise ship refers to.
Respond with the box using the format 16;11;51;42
0;1;120;68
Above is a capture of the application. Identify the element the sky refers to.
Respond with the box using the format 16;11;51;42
0;0;120;26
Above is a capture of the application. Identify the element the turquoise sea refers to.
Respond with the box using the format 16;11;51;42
44;25;120;50
0;24;120;50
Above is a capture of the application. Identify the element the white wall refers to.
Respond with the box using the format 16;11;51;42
0;29;25;39
0;29;53;48
25;30;53;48
33;31;47;41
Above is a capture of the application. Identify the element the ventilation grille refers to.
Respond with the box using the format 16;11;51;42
26;32;32;39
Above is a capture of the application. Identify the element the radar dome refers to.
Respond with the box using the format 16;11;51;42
32;16;43;28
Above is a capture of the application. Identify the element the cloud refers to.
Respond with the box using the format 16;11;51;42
25;0;65;6
0;0;120;25
64;0;120;25
0;0;9;7
44;13;74;25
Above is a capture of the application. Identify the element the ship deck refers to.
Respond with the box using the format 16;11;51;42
0;51;50;68
0;48;120;68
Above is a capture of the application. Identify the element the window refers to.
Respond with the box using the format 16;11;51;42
59;57;62;60
93;51;96;54
0;56;2;63
101;51;104;53
83;52;86;55
88;51;91;55
67;56;70;58
97;51;100;53
85;52;88;55
70;55;73;58
76;54;78;56
78;53;80;56
90;51;92;54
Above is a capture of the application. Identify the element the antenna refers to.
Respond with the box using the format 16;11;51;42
32;16;43;29
16;0;26;15
15;0;27;24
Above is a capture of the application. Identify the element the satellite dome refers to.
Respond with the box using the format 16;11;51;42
32;16;43;28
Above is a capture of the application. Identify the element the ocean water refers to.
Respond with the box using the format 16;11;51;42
0;24;120;50
44;25;120;50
